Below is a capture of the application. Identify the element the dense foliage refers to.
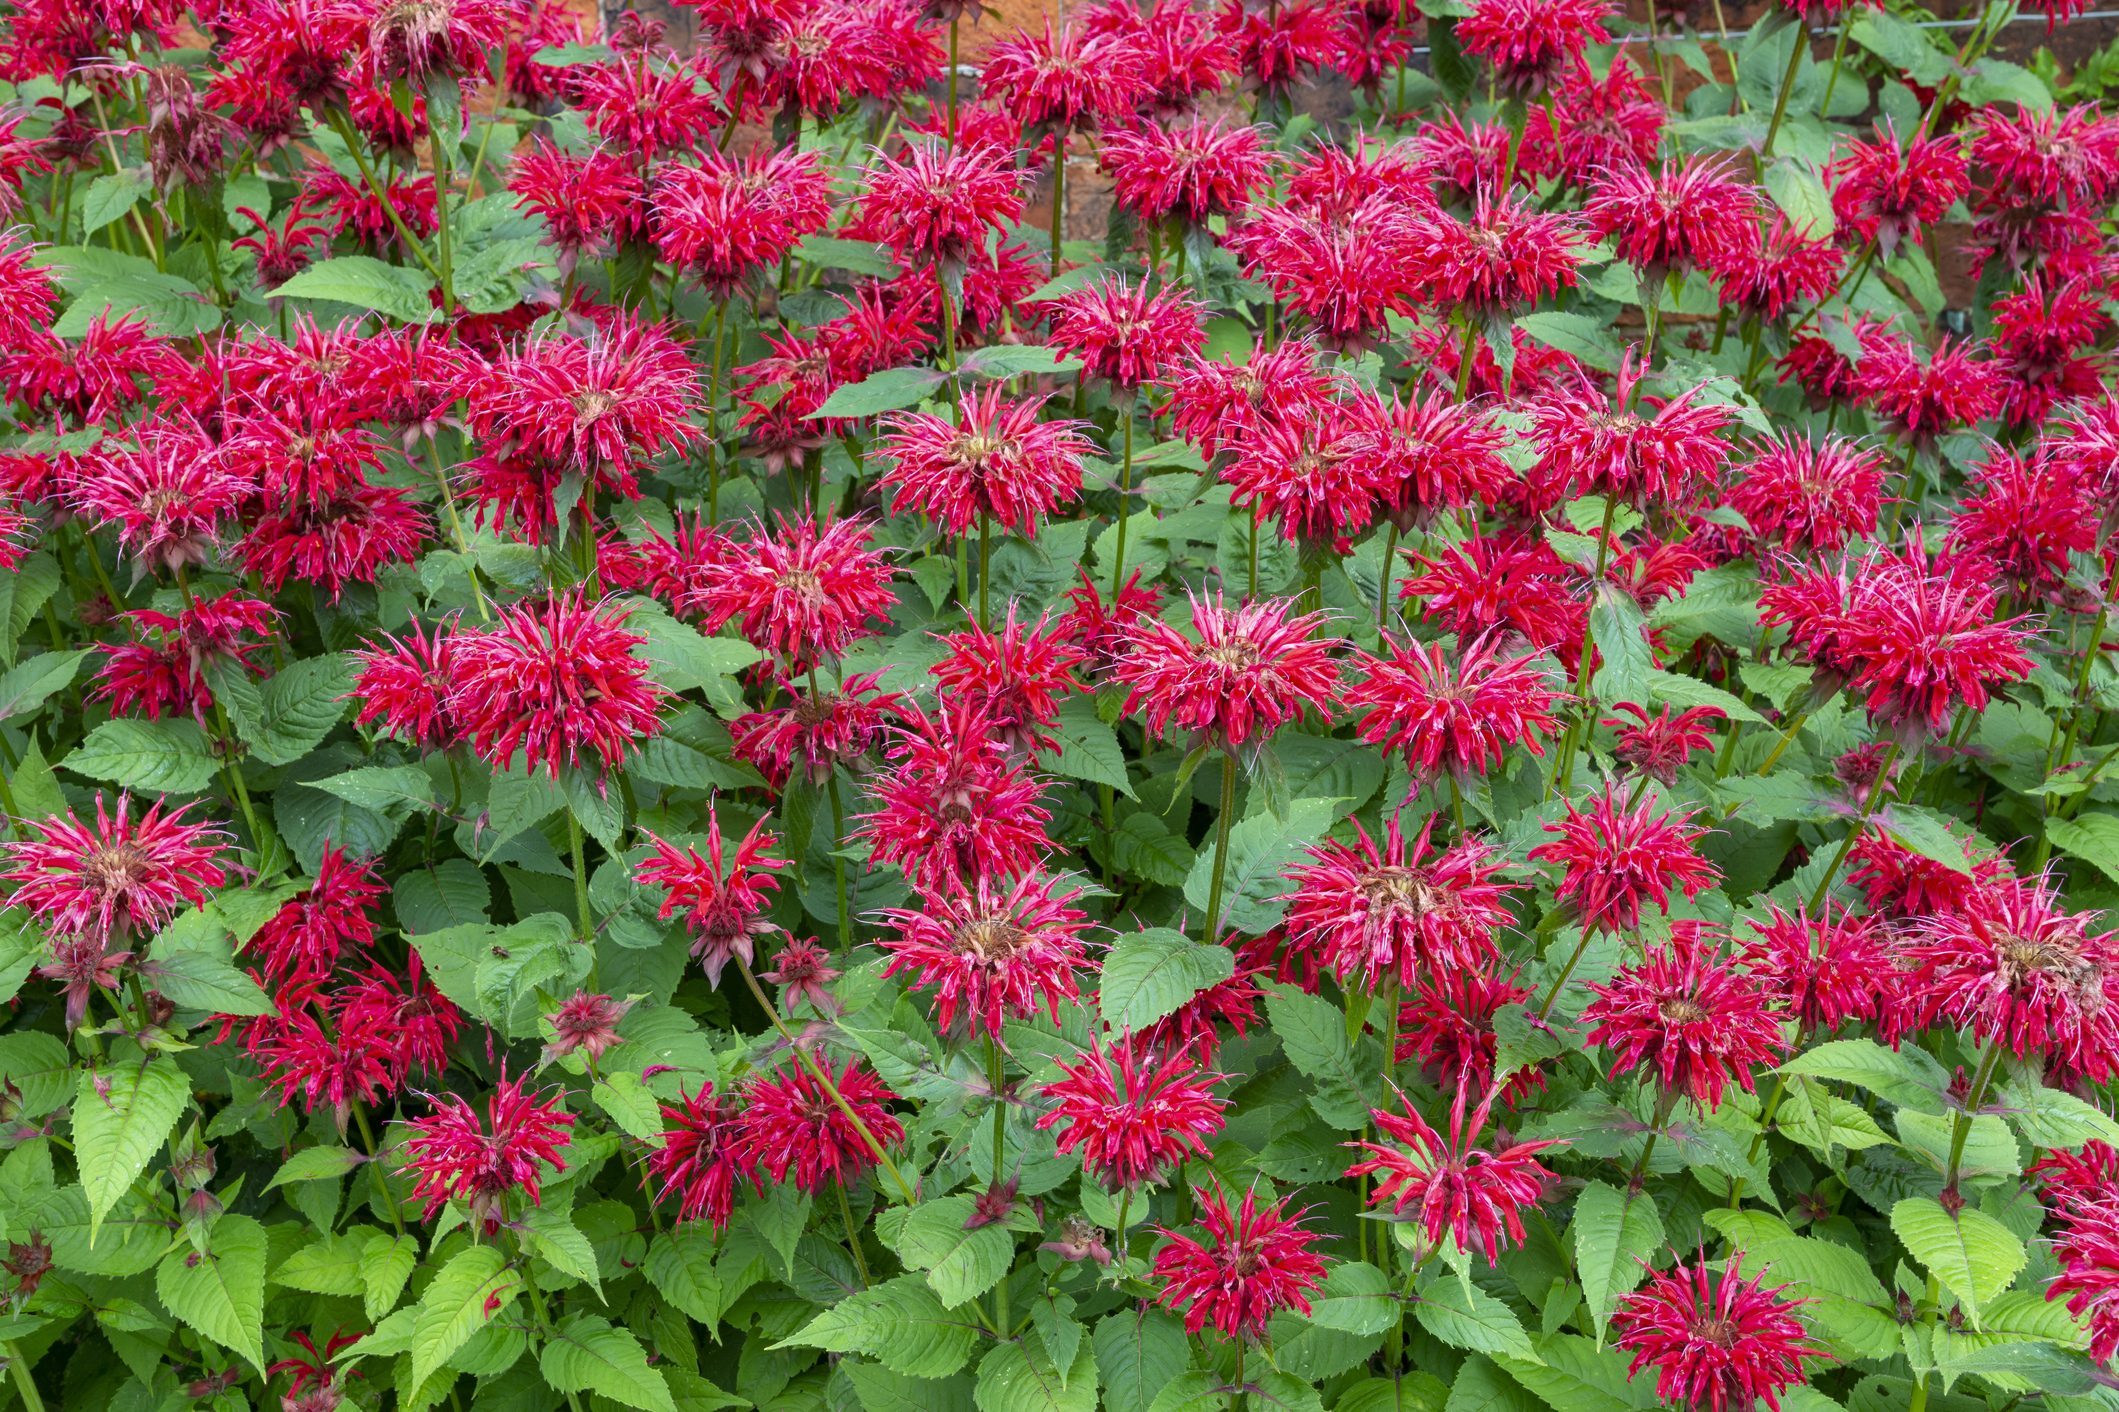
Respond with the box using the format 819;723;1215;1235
0;0;2117;1409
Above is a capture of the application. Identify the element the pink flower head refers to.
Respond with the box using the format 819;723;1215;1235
1527;353;1734;508
1043;276;1206;389
1901;875;2119;1083
1583;927;1786;1109
689;516;898;672
1851;334;2002;443
1115;592;1338;752
760;935;841;1014
881;871;1091;1037
1726;433;1888;554
1228;197;1422;347
445;593;665;778
1947;449;2097;597
4;794;227;946
543;991;634;1063
930;611;1087;756
93;592;277;726
1603;702;1724;784
69;423;250;574
1613;1256;1827;1412
1400;534;1586;662
649;1084;752;1231
402;1072;575;1234
1348;635;1563;778
1710;215;1845;321
854;140;1024;268
512;140;647;259
1969;104;2119;211
1352;387;1514;527
1586;154;1758;278
350;619;458;751
636;809;789;985
1222;404;1377;551
1164;339;1338;459
1102;116;1274;223
982;18;1150;129
879;384;1093;537
245;847;383;988
1036;1035;1225;1189
241;1009;396;1127
1151;1183;1327;1340
1828;124;1969;253
1458;0;1614;96
1738;902;1892;1034
568;54;723;158
856;700;1053;888
738;1057;904;1193
652;146;834;293
1530;782;1718;934
730;669;901;787
1396;968;1546;1105
1282;816;1514;991
1348;1088;1561;1261
1215;0;1348;94
1417;191;1584;317
238;477;430;601
2;313;180;422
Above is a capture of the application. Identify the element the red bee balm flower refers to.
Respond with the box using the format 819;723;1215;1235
1527;354;1734;507
737;1058;904;1193
649;1084;753;1231
1036;1036;1225;1189
1348;1090;1561;1261
1043;276;1206;388
1397;968;1547;1105
854;141;1024;267
1585;154;1758;278
1102;117;1274;223
1530;783;1718;933
857;701;1054;888
1582;929;1786;1109
402;1073;575;1234
1348;635;1563;778
1458;0;1613;96
1828;124;1968;252
689;516;898;671
244;846;383;987
1738;903;1892;1034
445;594;666;778
3;794;227;946
1152;1184;1328;1340
880;871;1091;1038
1114;593;1338;752
636;809;789;985
879;385;1094;536
1281;817;1514;989
1613;1256;1826;1412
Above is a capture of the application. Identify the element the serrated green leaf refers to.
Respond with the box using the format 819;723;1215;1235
0;649;89;722
76;1058;189;1240
62;718;219;793
525;1204;602;1292
411;1243;520;1386
1182;795;1340;934
155;1213;267;1372
1094;1307;1189;1412
1572;1181;1663;1341
1779;1038;1950;1114
783;1273;978;1379
645;1228;724;1325
1098;929;1236;1034
272;255;438;322
245;655;353;766
894;1197;1015;1307
973;1334;1095;1412
812;366;947;418
541;1314;676;1412
1890;1198;2025;1327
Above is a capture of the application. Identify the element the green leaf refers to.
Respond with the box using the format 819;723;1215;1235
1849;8;1953;84
1890;1198;2026;1327
306;765;438;816
1588;588;1654;708
793;234;898;278
1263;981;1378;1130
1094;1308;1189;1412
957;345;1084;381
1414;1268;1538;1362
541;1314;677;1412
360;1232;417;1321
1962;57;2050;110
1572;1181;1663;1341
812;365;948;418
265;1146;363;1191
1181;795;1340;934
974;1335;1096;1412
894;1197;1015;1307
62;718;219;793
137;946;275;1016
1763;158;1834;239
645;1228;724;1326
783;1273;979;1379
1514;312;1618;372
1047;697;1134;797
1109;812;1196;887
1998;1072;2119;1150
273;1231;367;1297
1640;669;1763;726
1302;1261;1397;1337
525;1204;602;1292
1444;1355;1545;1412
76;1058;190;1240
1880;805;1974;876
394;861;492;934
155;1213;267;1373
1099;929;1236;1033
244;654;353;766
81;170;150;237
56;270;222;338
845;1363;976;1412
411;1243;520;1386
2047;815;2119;885
272;255;439;322
1779;1038;1950;1114
0;649;89;721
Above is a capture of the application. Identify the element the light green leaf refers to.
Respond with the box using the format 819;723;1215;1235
1515;312;1618;372
1094;1307;1189;1412
76;1058;190;1240
1302;1261;1398;1337
1099;929;1236;1034
306;765;438;816
411;1243;520;1386
645;1228;724;1326
2047;815;2119;885
1572;1181;1663;1341
894;1197;1015;1307
1778;1038;1950;1114
81;171;150;237
1182;795;1340;934
1890;1198;2026;1327
155;1213;267;1372
1763;158;1834;239
62;718;219;793
265;1146;363;1191
812;365;947;418
360;1231;417;1321
244;655;353;766
525;1204;602;1292
1048;697;1134;798
1414;1268;1538;1362
0;649;89;722
782;1273;978;1379
973;1335;1096;1412
541;1314;676;1412
272;255;438;322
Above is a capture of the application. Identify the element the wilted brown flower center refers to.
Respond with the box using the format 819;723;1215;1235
80;842;153;900
1658;995;1712;1026
1202;638;1264;671
958;916;1032;963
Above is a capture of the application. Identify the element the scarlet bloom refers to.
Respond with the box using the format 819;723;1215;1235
982;18;1149;129
402;1073;575;1234
1042;276;1207;388
1060;568;1166;677
511;140;646;259
1738;903;1892;1034
3;794;226;946
1102;117;1274;223
652;146;833;292
350;620;457;752
1828;124;1968;251
737;1058;904;1193
1901;876;2119;1083
1222;408;1376;551
648;1084;752;1231
1458;0;1614;96
635;809;789;985
730;670;900;787
1036;1035;1225;1188
94;592;277;726
1726;433;1888;554
1228;198;1422;347
1946;450;2097;597
1282;817;1513;990
1530;782;1718;934
1847;831;2011;918
1164;340;1337;459
240;1010;396;1128
881;872;1091;1037
1582;929;1786;1109
1604;702;1723;784
1114;593;1339;752
689;516;898;672
856;701;1053;888
245;847;383;988
1416;192;1584;317
331;956;462;1085
543;991;634;1063
1614;1256;1826;1412
1152;1184;1328;1340
69;423;249;574
1527;354;1734;508
879;385;1093;536
760;935;841;1014
930;611;1087;755
1396;968;1546;1105
446;594;666;778
1585;154;1757;277
1348;635;1563;778
2;313;179;422
1400;535;1585;661
854;140;1024;267
1969;104;2119;211
239;477;430;601
1710;216;1845;320
1352;388;1514;527
1850;335;2002;443
568;54;722;157
1347;1090;1561;1261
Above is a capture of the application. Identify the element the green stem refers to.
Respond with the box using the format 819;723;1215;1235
1806;739;1901;912
978;512;991;630
826;770;850;950
706;299;729;523
1048;133;1065;272
520;1259;588;1412
2;1344;42;1412
1533;928;1593;1023
1376;521;1400;636
1943;1045;2003;1196
351;1100;407;1239
2035;603;2108;869
836;1182;872;1288
326;110;444;281
1759;18;1809;163
1201;756;1238;947
1109;410;1135;601
987;1035;1010;1335
567;811;593;943
1817;18;1853;120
